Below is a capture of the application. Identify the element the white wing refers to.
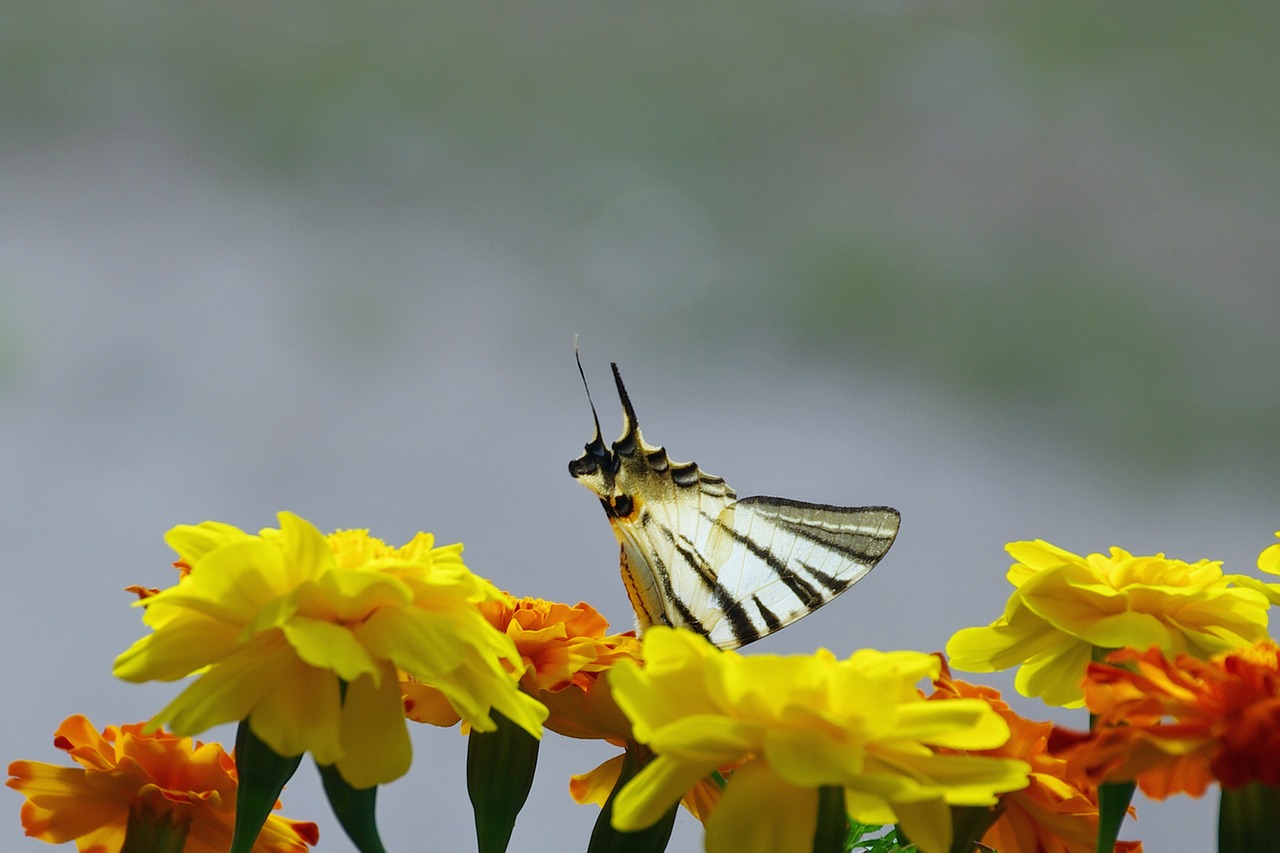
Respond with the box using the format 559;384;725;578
696;497;900;649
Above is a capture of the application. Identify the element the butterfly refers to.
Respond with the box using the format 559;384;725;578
569;361;900;650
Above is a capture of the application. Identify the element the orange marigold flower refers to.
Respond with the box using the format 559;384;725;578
404;595;641;742
6;715;318;853
930;668;1142;853
1053;641;1280;800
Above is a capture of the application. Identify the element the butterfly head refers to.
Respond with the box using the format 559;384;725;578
568;362;671;520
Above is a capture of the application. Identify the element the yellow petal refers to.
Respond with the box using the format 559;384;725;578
1014;641;1091;707
612;754;721;832
1078;610;1172;650
762;727;866;786
944;602;1061;673
1259;538;1280;575
646;715;759;762
703;761;814;853
1005;540;1082;574
336;664;413;787
892;795;953;853
163;520;247;565
275;511;334;586
893;700;1011;751
570;755;625;807
249;655;344;765
281;617;381;684
152;633;296;735
113;612;240;682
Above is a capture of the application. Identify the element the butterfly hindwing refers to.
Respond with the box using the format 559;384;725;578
701;497;900;648
569;361;900;649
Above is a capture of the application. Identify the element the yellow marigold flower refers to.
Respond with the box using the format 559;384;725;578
605;627;1030;853
929;667;1143;853
113;512;546;788
1260;531;1280;576
404;595;640;742
946;540;1270;707
1232;530;1280;605
6;715;318;852
1052;642;1280;800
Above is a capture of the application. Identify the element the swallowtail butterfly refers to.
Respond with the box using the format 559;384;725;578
569;362;900;650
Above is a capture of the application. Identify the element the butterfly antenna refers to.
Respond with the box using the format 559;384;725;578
574;341;605;445
610;362;641;452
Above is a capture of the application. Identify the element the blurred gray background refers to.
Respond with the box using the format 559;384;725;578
4;2;1278;850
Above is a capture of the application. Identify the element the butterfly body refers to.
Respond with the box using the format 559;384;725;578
570;363;900;649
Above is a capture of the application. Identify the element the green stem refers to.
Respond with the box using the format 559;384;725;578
1219;782;1280;853
317;761;386;853
586;745;677;853
467;710;541;853
812;786;848;853
230;719;303;853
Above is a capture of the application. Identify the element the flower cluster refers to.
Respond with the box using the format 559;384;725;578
946;540;1269;707
603;627;1031;853
12;500;1280;853
928;667;1142;853
6;715;318;852
1052;641;1280;799
405;595;640;742
113;513;546;789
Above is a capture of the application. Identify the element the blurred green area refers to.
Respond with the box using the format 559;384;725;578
4;0;1279;485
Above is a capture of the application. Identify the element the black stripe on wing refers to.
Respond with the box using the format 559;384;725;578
740;497;900;564
700;510;826;610
647;547;709;637
658;525;761;647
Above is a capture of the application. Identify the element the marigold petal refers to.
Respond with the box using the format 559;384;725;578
1006;539;1083;572
163;521;247;566
1015;641;1092;707
762;727;865;785
271;511;337;586
335;665;412;787
6;762;121;843
113;613;241;682
1259;538;1280;575
892;701;1011;751
646;715;759;762
1018;564;1120;627
945;603;1063;673
703;761;815;853
248;658;344;765
892;795;953;853
401;680;464;727
356;605;472;676
281;617;381;685
1078;610;1172;650
570;755;624;807
155;633;297;736
612;754;721;832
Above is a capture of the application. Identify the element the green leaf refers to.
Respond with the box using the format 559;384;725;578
1094;780;1135;853
121;808;189;853
467;710;541;853
586;746;678;853
1219;782;1280;853
230;719;303;853
813;785;849;853
317;760;387;853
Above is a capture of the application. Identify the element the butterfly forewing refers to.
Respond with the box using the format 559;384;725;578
569;362;900;649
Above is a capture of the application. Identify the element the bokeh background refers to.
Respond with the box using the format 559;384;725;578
4;2;1279;850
